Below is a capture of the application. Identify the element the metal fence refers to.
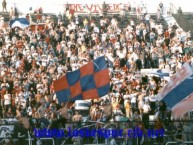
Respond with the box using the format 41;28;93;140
165;141;193;145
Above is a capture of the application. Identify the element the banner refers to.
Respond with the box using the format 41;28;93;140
65;4;129;13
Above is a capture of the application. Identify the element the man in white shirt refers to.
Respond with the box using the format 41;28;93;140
130;94;137;111
142;102;151;129
145;14;150;25
143;101;151;113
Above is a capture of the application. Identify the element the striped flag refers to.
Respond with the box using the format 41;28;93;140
156;62;193;119
156;62;193;103
53;56;110;103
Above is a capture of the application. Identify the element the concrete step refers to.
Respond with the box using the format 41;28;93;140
1;12;168;31
173;14;193;33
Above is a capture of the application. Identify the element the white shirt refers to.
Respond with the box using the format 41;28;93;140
158;28;163;35
138;100;144;109
151;22;155;29
143;104;150;113
57;66;63;73
150;32;155;39
131;96;136;103
4;94;11;105
102;33;107;42
123;94;130;100
149;95;156;102
15;60;21;68
67;50;72;57
136;29;140;35
100;20;105;26
113;109;123;115
94;27;99;33
118;52;125;59
27;107;32;116
145;15;150;21
41;59;47;66
66;29;70;36
130;21;135;26
130;52;138;62
176;62;182;70
177;46;183;53
115;42;120;49
111;19;116;26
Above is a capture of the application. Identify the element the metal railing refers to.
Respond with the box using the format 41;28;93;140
166;141;193;145
25;138;54;145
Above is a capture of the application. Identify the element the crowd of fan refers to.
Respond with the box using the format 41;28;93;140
0;3;193;143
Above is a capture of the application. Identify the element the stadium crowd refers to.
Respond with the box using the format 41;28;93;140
0;2;193;144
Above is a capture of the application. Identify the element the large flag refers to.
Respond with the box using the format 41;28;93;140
161;73;193;108
53;56;110;103
156;62;193;104
156;62;193;119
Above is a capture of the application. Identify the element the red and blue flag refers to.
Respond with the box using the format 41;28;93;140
53;56;110;103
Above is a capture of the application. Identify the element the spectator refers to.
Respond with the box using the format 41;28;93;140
113;105;124;121
9;7;15;20
102;1;108;17
48;112;58;129
6;107;14;118
124;100;132;119
142;101;151;129
2;0;6;12
159;2;163;14
72;110;83;122
4;90;11;111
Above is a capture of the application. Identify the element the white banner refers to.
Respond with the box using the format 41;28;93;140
4;0;193;14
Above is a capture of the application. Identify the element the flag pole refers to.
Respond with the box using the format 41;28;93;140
65;96;70;108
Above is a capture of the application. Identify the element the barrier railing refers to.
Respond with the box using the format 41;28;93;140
25;138;55;145
166;141;193;145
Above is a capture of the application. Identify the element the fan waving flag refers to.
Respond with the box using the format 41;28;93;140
53;56;110;103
